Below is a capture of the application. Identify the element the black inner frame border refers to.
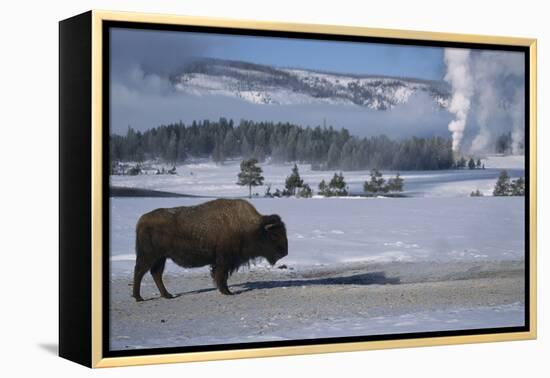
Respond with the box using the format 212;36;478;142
101;20;531;359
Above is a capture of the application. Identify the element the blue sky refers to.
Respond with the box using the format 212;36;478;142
111;28;444;80
201;34;444;80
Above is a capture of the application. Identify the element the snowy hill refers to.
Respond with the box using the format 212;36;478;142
170;58;450;110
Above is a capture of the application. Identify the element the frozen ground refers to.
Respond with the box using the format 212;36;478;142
110;155;525;198
110;259;524;350
110;197;524;276
109;196;525;350
108;155;525;350
482;154;525;169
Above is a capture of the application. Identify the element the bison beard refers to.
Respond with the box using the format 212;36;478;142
132;199;288;301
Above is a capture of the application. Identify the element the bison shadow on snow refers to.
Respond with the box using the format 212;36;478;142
134;271;400;301
154;271;401;298
232;271;401;294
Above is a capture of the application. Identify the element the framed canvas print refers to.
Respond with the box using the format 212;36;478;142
59;10;537;368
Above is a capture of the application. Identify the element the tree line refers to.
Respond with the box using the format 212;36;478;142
110;118;455;171
470;170;525;197
239;159;526;199
237;159;404;198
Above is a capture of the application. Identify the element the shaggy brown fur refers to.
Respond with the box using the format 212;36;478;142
133;199;288;301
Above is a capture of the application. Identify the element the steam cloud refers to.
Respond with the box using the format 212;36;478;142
443;48;525;154
444;49;474;152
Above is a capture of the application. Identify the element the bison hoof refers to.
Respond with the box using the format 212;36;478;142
134;296;144;302
220;288;234;295
162;293;175;299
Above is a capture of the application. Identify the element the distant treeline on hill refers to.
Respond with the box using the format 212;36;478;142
110;118;455;171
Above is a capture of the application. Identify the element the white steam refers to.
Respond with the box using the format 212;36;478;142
443;48;525;155
511;89;525;154
471;53;499;152
444;49;474;152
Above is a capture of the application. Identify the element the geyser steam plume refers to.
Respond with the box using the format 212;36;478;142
470;51;525;154
444;49;473;152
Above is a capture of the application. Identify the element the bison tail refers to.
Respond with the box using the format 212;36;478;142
135;224;152;260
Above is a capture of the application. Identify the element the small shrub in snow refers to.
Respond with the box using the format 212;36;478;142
364;169;404;195
318;173;348;197
285;164;304;196
493;170;525;196
297;184;313;198
470;189;483;197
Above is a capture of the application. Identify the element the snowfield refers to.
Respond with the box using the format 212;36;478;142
482;154;525;169
110;258;525;350
110;196;524;276
110;156;525;198
108;155;526;350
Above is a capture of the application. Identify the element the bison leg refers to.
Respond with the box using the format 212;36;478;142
214;266;233;295
132;260;149;302
150;257;174;299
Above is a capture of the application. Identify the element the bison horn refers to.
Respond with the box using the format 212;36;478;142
262;214;282;231
264;223;278;231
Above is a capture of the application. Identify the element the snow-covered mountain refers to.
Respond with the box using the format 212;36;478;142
170;58;450;110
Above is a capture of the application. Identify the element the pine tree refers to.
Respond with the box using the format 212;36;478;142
237;159;264;198
476;158;482;169
223;130;237;158
327;142;340;169
124;126;139;161
212;141;224;164
329;172;348;196
364;169;386;194
127;164;142;176
166;132;178;164
252;145;266;162
496;132;512;154
510;177;525;196
470;189;483;197
456;156;466;169
318;179;329;196
340;139;355;170
493;170;511;196
387;173;404;193
468;157;476;170
285;164;304;196
177;137;187;162
297;183;313;198
241;136;252;159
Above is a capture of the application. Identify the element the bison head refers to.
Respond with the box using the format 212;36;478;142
259;214;288;265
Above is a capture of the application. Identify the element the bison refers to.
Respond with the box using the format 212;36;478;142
133;199;288;301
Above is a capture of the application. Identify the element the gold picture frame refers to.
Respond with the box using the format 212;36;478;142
59;9;537;368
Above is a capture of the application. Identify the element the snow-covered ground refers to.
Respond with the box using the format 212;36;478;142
108;196;525;349
110;155;525;198
108;155;525;349
482;154;525;169
109;259;525;350
182;303;524;346
110;196;524;277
